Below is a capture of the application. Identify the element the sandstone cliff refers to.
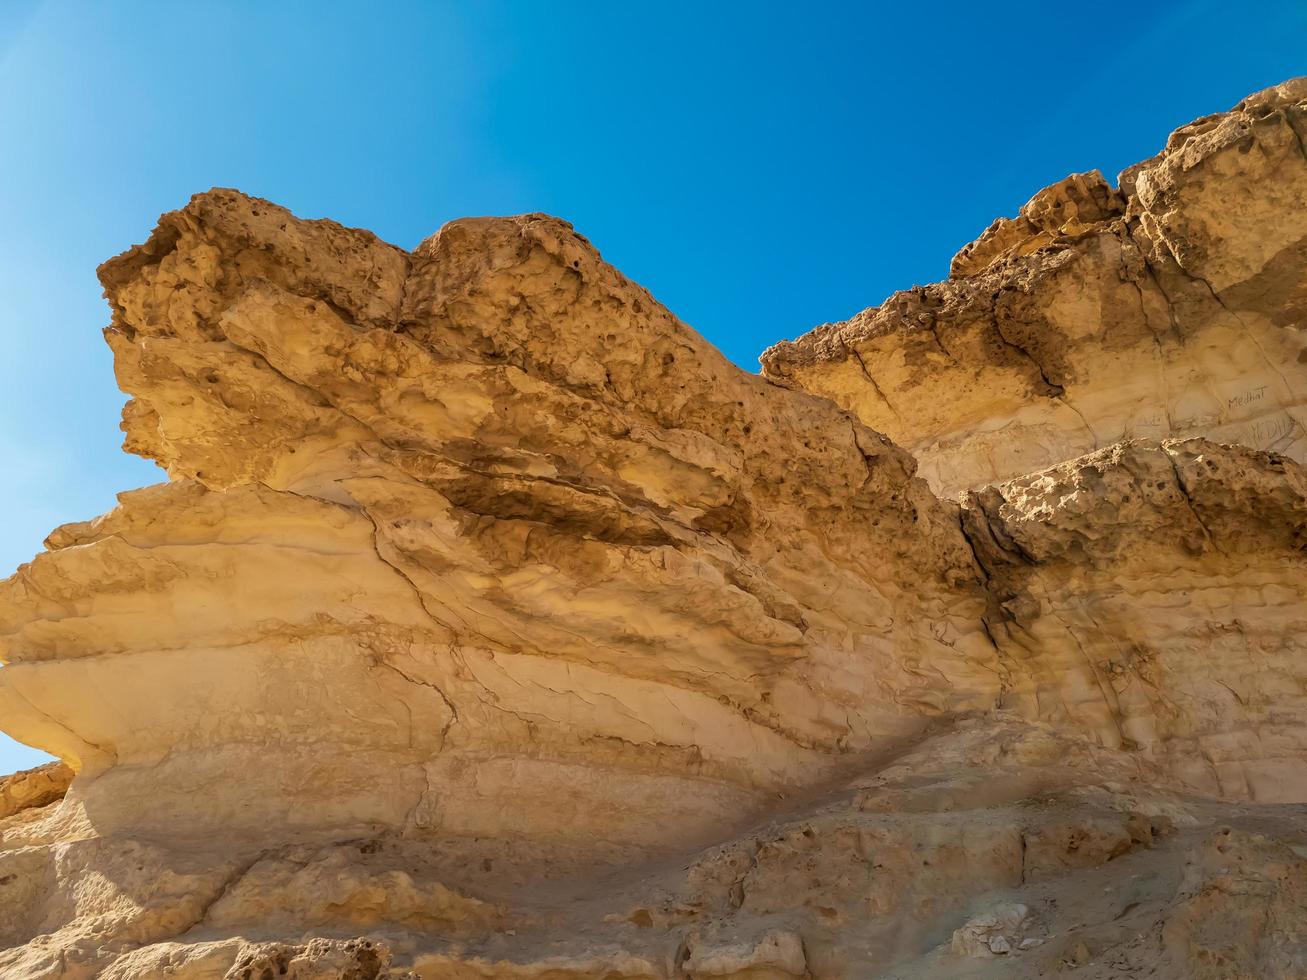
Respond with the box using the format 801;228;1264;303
763;78;1307;498
2;80;1307;979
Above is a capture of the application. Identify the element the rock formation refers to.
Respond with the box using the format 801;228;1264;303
1;79;1306;979
0;762;71;821
763;78;1307;498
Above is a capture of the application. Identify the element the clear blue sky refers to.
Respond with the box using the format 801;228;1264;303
1;1;1302;774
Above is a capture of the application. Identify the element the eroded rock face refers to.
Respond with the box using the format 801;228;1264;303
2;79;1307;980
964;439;1307;800
763;78;1307;497
0;762;71;821
1;192;999;854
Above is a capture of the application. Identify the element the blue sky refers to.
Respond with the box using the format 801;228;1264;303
0;1;1303;774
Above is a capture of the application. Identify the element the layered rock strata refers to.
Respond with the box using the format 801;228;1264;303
763;78;1307;497
0;191;1000;851
964;439;1307;801
1;79;1306;979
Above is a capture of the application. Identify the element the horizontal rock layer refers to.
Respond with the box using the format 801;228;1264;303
2;192;1000;852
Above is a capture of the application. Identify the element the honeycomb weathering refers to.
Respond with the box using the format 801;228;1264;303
2;79;1307;979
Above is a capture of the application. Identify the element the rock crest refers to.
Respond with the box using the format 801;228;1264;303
763;78;1307;497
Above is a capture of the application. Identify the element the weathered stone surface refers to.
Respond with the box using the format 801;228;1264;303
0;761;71;820
964;438;1307;801
763;78;1307;497
2;79;1307;980
1;192;999;856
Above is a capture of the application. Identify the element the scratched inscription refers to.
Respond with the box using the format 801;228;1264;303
1228;384;1269;410
1239;412;1298;446
1129;375;1302;450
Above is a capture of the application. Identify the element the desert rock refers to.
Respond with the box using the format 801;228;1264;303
0;762;71;821
762;78;1307;497
2;80;1307;979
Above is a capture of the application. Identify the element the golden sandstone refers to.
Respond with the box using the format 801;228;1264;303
2;79;1307;978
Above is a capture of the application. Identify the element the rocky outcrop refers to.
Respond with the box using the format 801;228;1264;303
2;80;1307;979
763;78;1307;497
0;191;999;854
963;438;1307;800
0;762;71;820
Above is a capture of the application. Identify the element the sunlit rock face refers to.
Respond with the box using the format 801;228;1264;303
1;80;1307;980
0;189;1000;851
763;78;1307;498
963;438;1307;801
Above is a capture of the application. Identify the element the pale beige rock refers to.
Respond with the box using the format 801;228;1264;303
964;438;1307;800
1;190;998;853
1;79;1307;980
948;902;1030;957
762;80;1307;497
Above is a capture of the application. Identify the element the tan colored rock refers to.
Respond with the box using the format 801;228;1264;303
1158;828;1307;979
683;930;807;978
948;901;1031;957
0;761;71;820
1;190;999;856
963;438;1307;800
762;79;1307;497
2;79;1307;980
950;170;1125;278
223;939;414;980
